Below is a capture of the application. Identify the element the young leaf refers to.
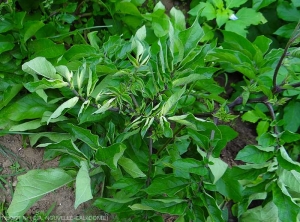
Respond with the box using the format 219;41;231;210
22;57;61;80
47;97;79;124
161;86;186;116
75;161;93;209
178;19;204;59
118;157;146;178
7;169;73;217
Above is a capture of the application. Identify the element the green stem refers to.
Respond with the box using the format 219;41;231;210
157;125;186;157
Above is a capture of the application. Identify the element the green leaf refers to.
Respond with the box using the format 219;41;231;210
198;148;228;183
189;2;216;20
274;23;297;38
170;8;186;31
252;0;276;10
230;164;269;180
9;119;42;132
130;199;187;215
87;31;100;50
24;79;68;92
161;86;186;116
7;169;73;217
272;182;300;222
178;19;204;59
277;2;300;22
47;97;79;124
278;168;300;193
0;84;23;110
0;94;56;121
283;100;300;132
172;158;208;179
280;131;300;143
29;132;72;146
95;143;126;170
44;140;87;160
118;157;146;178
256;120;269;136
236;145;273;164
277;147;300;173
216;9;229;27
63;45;97;61
22;57;61;80
240;201;278;222
173;73;213;87
28;39;66;58
93;197;136;213
253;35;272;55
144;175;189;196
23;21;45;42
222;30;257;58
225;0;247;8
67;123;100;150
75;161;93;209
215;169;243;201
0;34;15;54
218;125;238;142
225;8;266;36
199;192;224;222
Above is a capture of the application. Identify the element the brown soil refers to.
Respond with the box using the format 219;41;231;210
0;135;107;221
221;117;257;166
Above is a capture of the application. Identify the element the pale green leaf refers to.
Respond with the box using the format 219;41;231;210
278;168;300;193
161;86;186;116
47;97;79;124
9;119;41;132
272;182;300;222
7;169;73;217
24;79;68;92
118;157;146;178
75;161;93;209
22;57;61;80
240;201;279;222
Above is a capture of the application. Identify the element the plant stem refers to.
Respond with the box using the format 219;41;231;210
157;125;186;157
264;102;280;149
273;22;300;93
146;130;153;187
